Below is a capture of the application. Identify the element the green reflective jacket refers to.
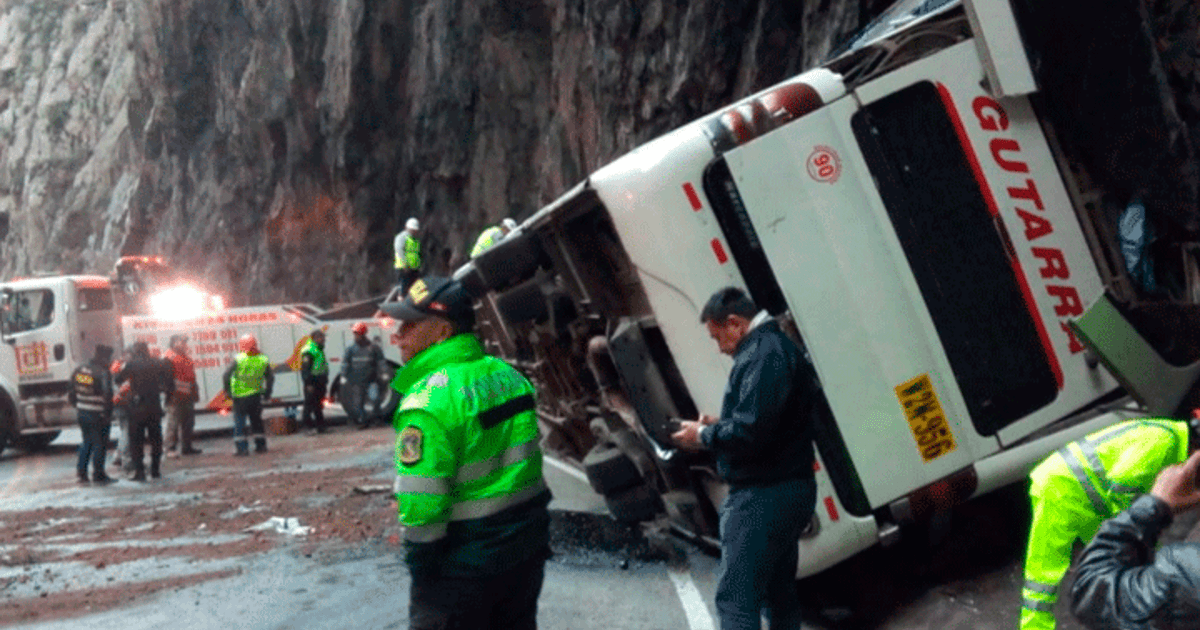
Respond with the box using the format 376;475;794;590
393;231;421;270
1020;418;1190;630
390;333;550;577
470;226;505;258
302;339;328;377
228;353;270;399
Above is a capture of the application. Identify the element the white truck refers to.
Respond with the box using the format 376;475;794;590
453;0;1199;576
0;267;402;455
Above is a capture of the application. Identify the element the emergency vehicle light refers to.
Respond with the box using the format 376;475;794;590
705;82;825;152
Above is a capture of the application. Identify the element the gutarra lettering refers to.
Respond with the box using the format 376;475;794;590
971;95;1086;356
459;371;525;410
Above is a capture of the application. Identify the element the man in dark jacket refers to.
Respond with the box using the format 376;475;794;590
115;341;174;481
335;321;384;429
672;287;818;630
1071;448;1200;629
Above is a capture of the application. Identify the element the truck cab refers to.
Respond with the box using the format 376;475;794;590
0;276;121;451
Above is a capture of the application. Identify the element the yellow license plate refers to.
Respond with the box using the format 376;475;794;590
894;374;957;462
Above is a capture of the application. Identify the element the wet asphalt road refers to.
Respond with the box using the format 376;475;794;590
7;413;1187;629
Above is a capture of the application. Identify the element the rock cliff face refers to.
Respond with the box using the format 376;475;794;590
0;0;1196;307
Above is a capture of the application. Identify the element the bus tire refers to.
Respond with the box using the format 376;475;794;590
605;483;664;524
583;442;643;495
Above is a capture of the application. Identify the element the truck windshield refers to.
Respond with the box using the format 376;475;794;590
851;80;1056;435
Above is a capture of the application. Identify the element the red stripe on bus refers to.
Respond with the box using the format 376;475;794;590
683;183;703;210
711;239;729;264
934;82;1063;390
824;496;839;522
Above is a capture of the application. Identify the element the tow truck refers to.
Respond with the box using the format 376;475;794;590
0;258;401;455
453;0;1200;576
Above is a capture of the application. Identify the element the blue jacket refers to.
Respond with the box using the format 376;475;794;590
701;319;817;486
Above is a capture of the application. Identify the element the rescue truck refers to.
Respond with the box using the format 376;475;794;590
0;262;401;455
454;0;1200;576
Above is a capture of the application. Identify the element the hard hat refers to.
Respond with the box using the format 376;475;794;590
405;217;420;231
351;322;368;335
501;218;518;231
238;334;258;354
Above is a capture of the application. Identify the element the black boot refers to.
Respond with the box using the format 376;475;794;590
254;437;268;453
130;465;146;482
149;456;161;479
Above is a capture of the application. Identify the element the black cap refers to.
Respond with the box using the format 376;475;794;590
380;276;475;331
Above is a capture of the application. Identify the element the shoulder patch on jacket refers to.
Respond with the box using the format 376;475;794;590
426;372;449;388
398;426;423;466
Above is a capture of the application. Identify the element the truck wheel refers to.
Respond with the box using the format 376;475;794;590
605;483;664;524
17;431;59;451
583;442;643;495
472;233;546;293
495;280;549;325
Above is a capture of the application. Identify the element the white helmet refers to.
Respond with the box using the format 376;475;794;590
501;218;518;231
405;217;420;231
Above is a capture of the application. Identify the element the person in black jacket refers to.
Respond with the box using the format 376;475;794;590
115;341;174;482
69;345;115;484
672;287;818;630
1071;448;1200;629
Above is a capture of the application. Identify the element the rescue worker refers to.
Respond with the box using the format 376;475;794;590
300;329;329;435
115;341;174;482
334;321;383;429
1020;417;1194;630
469;217;518;258
672;287;818;630
382;276;551;630
109;348;133;472
69;345;115;485
394;217;422;293
223;334;274;455
163;335;201;456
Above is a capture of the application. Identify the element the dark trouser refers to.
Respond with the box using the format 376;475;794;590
128;403;163;475
398;268;419;294
409;554;546;630
342;382;368;426
165;401;196;451
715;476;816;630
302;379;327;432
232;396;266;454
76;410;110;478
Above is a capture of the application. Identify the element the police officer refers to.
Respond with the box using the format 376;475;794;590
335;322;383;429
469;218;517;258
222;334;274;455
394;217;422;293
70;345;115;485
300;329;329;435
672;287;818;630
115;341;174;482
1020;417;1193;630
382;276;551;630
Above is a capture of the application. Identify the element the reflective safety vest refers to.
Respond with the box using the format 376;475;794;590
391;333;549;577
302;339;328;377
394;231;421;270
1020;418;1190;630
229;353;270;399
72;363;111;413
470;226;505;258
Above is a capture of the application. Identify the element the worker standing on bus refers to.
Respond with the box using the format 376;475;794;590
164;335;201;456
394;217;422;293
383;276;551;630
223;334;274;455
672;287;818;630
469;218;517;258
70;345;115;485
1020;417;1194;630
300;329;329;435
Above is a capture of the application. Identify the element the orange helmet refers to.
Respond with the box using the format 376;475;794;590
352;322;368;336
238;334;258;354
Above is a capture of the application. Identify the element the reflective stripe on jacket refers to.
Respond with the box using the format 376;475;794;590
391;333;550;577
1020;418;1190;630
228;353;270;399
